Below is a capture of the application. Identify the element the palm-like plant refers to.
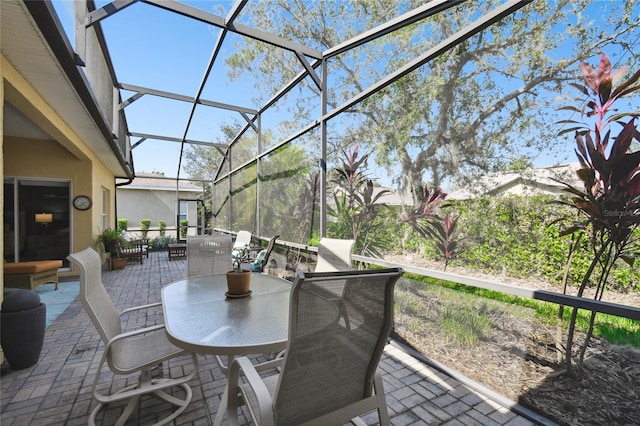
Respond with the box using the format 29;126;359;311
554;52;640;372
328;145;390;257
402;184;462;269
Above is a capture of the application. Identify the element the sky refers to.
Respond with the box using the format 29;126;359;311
51;1;639;190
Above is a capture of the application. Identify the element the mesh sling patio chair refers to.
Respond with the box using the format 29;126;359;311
187;234;233;278
67;247;198;426
314;237;356;272
241;234;279;272
186;234;244;374
223;267;404;426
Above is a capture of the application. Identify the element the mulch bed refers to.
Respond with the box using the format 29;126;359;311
389;254;640;426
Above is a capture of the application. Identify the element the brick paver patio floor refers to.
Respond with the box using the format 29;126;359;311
1;251;551;425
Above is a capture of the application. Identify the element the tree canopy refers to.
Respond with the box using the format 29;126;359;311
203;0;639;205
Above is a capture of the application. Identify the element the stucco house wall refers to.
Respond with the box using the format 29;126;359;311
2;58;121;272
2;2;134;274
1;0;137;366
116;175;203;239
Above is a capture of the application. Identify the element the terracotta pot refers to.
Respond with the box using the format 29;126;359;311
226;271;251;296
110;258;127;270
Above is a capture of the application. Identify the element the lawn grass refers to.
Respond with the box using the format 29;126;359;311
404;272;640;348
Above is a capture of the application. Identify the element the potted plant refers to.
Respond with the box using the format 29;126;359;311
226;250;251;297
94;228;129;270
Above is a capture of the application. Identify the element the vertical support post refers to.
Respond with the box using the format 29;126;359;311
175;180;180;241
255;113;262;236
227;150;233;231
319;58;328;238
210;181;215;233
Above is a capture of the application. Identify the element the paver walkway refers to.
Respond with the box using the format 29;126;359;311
1;250;551;425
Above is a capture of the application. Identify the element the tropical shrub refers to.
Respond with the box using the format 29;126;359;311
397;194;639;290
179;220;188;239
402;183;461;269
151;235;174;250
140;219;151;238
117;218;128;233
327;145;392;257
553;52;640;371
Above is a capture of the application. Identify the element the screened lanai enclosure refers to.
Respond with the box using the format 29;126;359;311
49;0;640;424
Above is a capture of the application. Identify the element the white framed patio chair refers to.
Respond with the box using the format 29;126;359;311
187;234;233;277
222;267;404;426
68;247;199;426
314;237;355;272
232;230;253;260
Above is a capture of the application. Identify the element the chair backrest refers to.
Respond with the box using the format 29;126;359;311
232;230;252;250
273;268;403;425
250;235;279;272
67;247;123;344
187;235;232;277
314;238;355;272
129;239;143;251
260;234;279;269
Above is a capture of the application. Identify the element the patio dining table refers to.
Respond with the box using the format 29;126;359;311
161;273;292;425
161;273;292;354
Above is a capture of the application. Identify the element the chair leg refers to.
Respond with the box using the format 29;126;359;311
116;394;140;426
373;371;390;426
89;355;198;426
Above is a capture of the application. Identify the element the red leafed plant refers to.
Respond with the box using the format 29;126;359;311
429;212;462;271
403;184;462;270
554;52;640;372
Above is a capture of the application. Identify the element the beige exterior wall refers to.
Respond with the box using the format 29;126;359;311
1;73;3;365
2;56;117;278
117;188;201;238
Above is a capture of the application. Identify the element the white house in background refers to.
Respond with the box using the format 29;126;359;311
447;163;582;200
116;174;204;238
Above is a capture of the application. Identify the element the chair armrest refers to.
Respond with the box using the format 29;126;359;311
119;302;162;316
104;324;166;350
229;357;274;423
254;357;284;372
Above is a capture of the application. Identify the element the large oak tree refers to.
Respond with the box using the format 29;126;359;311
212;0;639;205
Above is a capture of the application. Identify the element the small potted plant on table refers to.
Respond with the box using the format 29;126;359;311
226;248;252;297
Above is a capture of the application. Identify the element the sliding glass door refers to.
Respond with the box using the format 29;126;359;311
3;178;71;268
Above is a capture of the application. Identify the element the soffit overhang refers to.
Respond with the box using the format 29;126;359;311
1;0;131;177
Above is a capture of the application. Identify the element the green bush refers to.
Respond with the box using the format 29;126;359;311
158;220;166;237
391;195;639;293
179;219;188;239
151;235;175;250
117;218;128;233
140;219;151;238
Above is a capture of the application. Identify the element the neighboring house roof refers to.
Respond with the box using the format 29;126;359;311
372;187;413;206
117;174;203;194
447;163;582;200
331;186;413;207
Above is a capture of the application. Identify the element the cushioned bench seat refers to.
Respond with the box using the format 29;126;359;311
4;260;63;291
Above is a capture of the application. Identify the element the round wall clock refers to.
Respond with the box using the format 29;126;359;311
73;195;92;211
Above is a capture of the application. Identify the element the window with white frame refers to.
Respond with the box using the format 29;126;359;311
101;187;109;230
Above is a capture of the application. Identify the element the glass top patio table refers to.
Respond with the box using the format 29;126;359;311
161;273;292;355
